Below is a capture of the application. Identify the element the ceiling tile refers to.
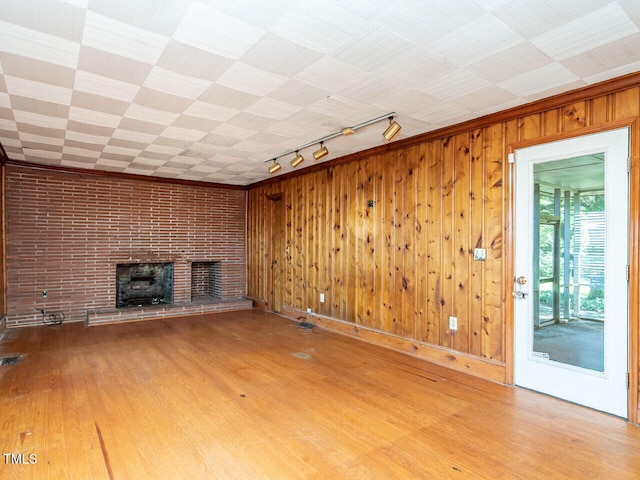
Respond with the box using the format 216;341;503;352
0;20;80;68
77;45;153;84
182;101;239;122
271;2;369;54
295;56;370;92
63;145;101;158
65;129;109;145
74;69;140;102
82;11;170;64
88;0;191;36
244;97;303;121
498;62;581;97
531;3;639;60
417;69;492;101
216;63;288;96
5;76;72;105
561;32;640;78
1;0;86;42
0;52;76;88
14;110;68;130
467;41;553;83
71;90;130;116
69;106;121;128
124;103;180;126
334;27;416;72
156;40;234;81
172;2;265;59
143;67;212;99
428;13;524;66
240;32;323;77
494;0;614;39
9;96;70;119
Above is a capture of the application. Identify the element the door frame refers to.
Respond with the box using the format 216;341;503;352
506;119;639;423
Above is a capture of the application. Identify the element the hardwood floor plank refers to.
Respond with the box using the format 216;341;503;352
1;310;639;479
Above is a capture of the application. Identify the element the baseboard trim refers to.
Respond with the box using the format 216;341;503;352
281;306;507;384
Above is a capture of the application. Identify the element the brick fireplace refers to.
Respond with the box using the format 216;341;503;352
5;165;252;327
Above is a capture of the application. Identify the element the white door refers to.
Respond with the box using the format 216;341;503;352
514;128;629;418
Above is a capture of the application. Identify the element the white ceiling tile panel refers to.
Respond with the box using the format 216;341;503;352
183;101;239;122
13;110;67;130
240;32;323;77
378;49;457;87
23;149;62;160
68;106;121;128
124;103;180;126
103;145;142;157
473;0;511;10
96;158;130;168
216;63;288;97
560;32;640;78
155;166;185;175
428;13;524;67
132;157;167;166
334;27;417;72
1;0;86;42
160;126;207;142
466;41;553;83
412;103;473;125
143;67;212;99
74;70;140;102
265;121;316;139
19;132;65;147
63;146;102;158
0;118;18;131
82;12;170;64
621;0;640;26
210;123;257;140
61;0;88;7
88;0;192;36
308;94;370;118
494;0;614;39
295;56;370;92
188;164;221;173
499;62;581;97
452;85;517;111
268;80;330;107
172;2;265;59
417;69;492;101
271;2;369;54
112;128;157;144
583;60;640;85
0;137;21;148
145;144;184;155
198;0;297;29
0;92;11;109
0;53;76;87
65;130;109;145
373;90;438;115
244;97;303;120
531;3;639;60
376;0;485;44
0;21;80;68
156;40;234;81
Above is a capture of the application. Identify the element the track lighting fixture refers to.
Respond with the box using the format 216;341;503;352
290;151;304;168
382;117;402;141
313;143;328;160
264;112;399;173
268;159;282;174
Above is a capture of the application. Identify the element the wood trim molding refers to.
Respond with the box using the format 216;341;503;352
281;305;507;384
249;71;640;190
5;159;247;191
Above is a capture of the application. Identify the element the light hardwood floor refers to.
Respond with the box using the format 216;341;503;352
1;309;639;479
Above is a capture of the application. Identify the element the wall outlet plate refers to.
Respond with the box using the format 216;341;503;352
319;293;325;303
306;308;312;313
449;316;458;331
473;248;486;261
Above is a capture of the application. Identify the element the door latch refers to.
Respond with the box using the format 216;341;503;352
513;276;528;299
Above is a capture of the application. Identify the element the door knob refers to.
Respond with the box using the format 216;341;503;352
272;260;277;265
515;276;527;285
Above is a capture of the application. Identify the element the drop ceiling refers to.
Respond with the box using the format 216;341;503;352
0;0;639;186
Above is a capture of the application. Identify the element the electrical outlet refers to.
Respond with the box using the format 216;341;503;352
42;290;48;298
319;293;325;303
449;316;458;331
306;308;312;313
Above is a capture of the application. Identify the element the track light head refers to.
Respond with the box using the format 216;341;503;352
268;159;282;174
382;117;401;141
313;143;328;160
291;151;304;168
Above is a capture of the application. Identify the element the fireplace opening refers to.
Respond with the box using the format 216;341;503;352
191;261;222;300
116;263;173;308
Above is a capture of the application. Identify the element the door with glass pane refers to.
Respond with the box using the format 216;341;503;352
514;128;629;418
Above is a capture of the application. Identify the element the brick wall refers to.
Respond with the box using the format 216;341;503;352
5;165;248;326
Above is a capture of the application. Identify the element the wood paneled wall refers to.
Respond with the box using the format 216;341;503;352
247;74;640;421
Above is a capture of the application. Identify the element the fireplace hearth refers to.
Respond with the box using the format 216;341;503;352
116;263;173;308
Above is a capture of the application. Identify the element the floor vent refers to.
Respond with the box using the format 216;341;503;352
0;355;22;366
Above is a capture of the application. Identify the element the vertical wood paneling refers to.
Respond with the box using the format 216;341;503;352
453;133;471;353
245;80;640;407
426;140;442;345
469;130;485;357
441;137;455;348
